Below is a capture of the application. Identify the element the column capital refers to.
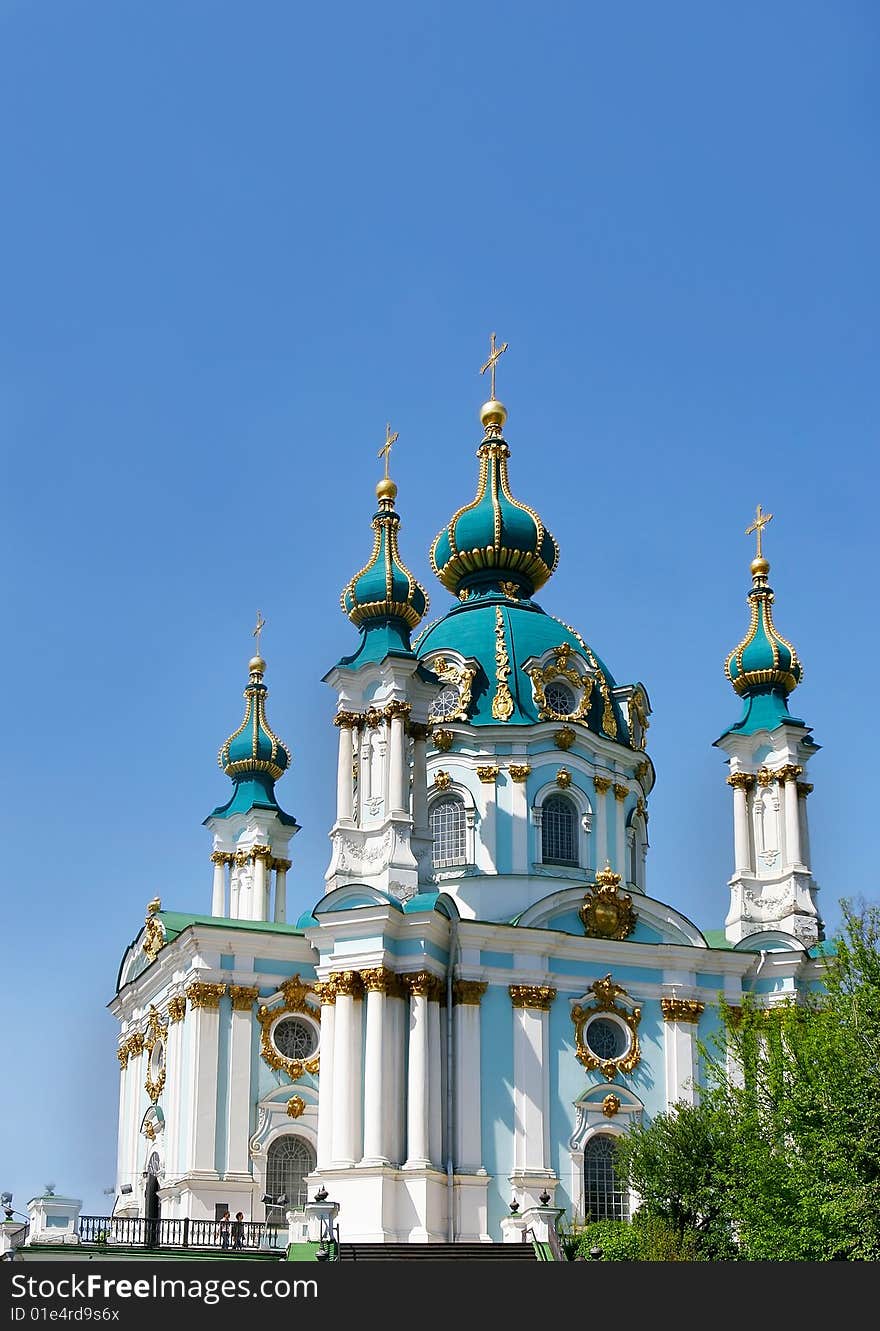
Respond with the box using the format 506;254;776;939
250;843;272;861
508;764;531;783
509;983;557;1011
593;775;612;794
185;981;227;1009
167;995;187;1023
314;978;338;1005
726;771;756;790
408;722;430;742
270;857;292;873
401;970;442;998
453;979;488;1006
229;985;260;1011
384;700;412;720
477;764;500;783
796;781;814;798
332;970;364;998
360;966;399;995
660;997;705;1024
333;710;361;729
775;763;804;783
211;850;233;865
612;782;629;802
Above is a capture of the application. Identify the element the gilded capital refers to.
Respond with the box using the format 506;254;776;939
211;850;233;866
384;699;412;720
229;985;260;1011
660;997;705;1024
613;782;629;802
775;763;804;783
508;764;531;783
127;1031;145;1056
509;983;557;1011
360;966;399;994
185;981;227;1010
314;978;338;1006
726;772;756;791
477;764;500;783
796;781;813;798
593;775;612;795
401;970;440;998
332;970;364;998
453;979;488;1006
334;710;361;729
167;995;187;1024
250;843;272;861
116;1045;129;1069
271;857;292;873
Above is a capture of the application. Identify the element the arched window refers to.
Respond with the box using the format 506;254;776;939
266;1135;315;1211
584;1135;628;1222
430;796;467;868
545;681;576;716
542;795;578;866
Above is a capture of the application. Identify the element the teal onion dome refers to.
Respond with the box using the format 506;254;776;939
341;479;429;631
218;655;291;781
429;400;559;600
725;555;803;699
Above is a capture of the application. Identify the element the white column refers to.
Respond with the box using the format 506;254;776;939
509;765;530;874
798;783;812;871
316;987;336;1170
230;864;241;919
165;999;185;1178
116;1048;130;1193
227;989;257;1174
412;730;428;834
662;998;703;1106
359;729;372;815
330;973;362;1166
388;988;406;1167
454;983;487;1171
335;719;355;822
273;860;289;923
360;972;390;1165
211;853;227;917
403;975;431;1168
388;711;407;815
783;770;803;868
428;992;443;1169
613;784;628;878
125;1037;145;1189
729;774;753;874
511;987;555;1172
252;851;269;922
183;984;224;1174
593;777;610;869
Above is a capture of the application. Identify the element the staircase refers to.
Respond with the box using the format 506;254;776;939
338;1241;539;1261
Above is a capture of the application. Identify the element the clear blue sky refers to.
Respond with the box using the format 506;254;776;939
2;1;877;1218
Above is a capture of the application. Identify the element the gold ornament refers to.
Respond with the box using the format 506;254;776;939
571;974;642;1080
578;865;637;941
286;1096;306;1120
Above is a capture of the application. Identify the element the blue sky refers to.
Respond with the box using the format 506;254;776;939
1;1;877;1218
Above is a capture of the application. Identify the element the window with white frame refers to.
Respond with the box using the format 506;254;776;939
430;796;467;868
266;1135;315;1211
541;794;578;865
584;1135;629;1222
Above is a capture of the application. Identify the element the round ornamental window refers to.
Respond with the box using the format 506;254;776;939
545;681;576;716
432;684;461;720
272;1017;318;1062
585;1016;629;1062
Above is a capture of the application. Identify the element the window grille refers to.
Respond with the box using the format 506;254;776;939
584;1135;629;1222
266;1135;315;1211
545;681;576;715
542;795;577;865
585;1016;628;1061
430;796;467;868
272;1018;317;1061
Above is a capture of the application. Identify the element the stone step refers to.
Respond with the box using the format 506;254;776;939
338;1242;538;1261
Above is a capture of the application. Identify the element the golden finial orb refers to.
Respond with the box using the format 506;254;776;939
249;654;266;676
480;399;508;431
376;476;398;503
750;556;770;578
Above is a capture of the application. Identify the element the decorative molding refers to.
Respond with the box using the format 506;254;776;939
229;985;260;1011
526;642;593;722
492;605;515;722
127;1031;144;1056
185;981;227;1010
432;728;454;752
508;764;531;783
477;764;500;783
555;768;572;789
635;760;650;785
453;979;488;1006
571;974;642;1080
426;655;476;724
602;1093;621;1118
554;726;576;751
627;687;650;752
613;782;629;803
168;995;186;1024
593;775;612;795
509;983;557;1011
286;1096;306;1120
660;997;705;1024
141;901;165;965
143;1005;168;1104
434;770;453;791
579;865;637;941
756;768;775;786
256;974;322;1081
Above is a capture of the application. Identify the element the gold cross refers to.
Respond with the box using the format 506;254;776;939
480;331;509;401
746;504;773;559
377;423;399;479
253;610;266;652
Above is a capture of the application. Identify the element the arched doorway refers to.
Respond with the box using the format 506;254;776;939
144;1151;161;1247
265;1135;315;1213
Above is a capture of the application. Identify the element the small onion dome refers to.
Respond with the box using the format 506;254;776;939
430;401;559;600
725;556;802;698
218;655;291;781
341;480;429;631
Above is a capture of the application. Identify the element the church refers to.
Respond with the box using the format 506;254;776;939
107;341;825;1247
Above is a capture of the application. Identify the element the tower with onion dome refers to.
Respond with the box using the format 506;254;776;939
715;506;822;945
203;622;299;922
323;428;438;899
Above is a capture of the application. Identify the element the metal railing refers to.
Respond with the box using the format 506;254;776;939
78;1216;285;1251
